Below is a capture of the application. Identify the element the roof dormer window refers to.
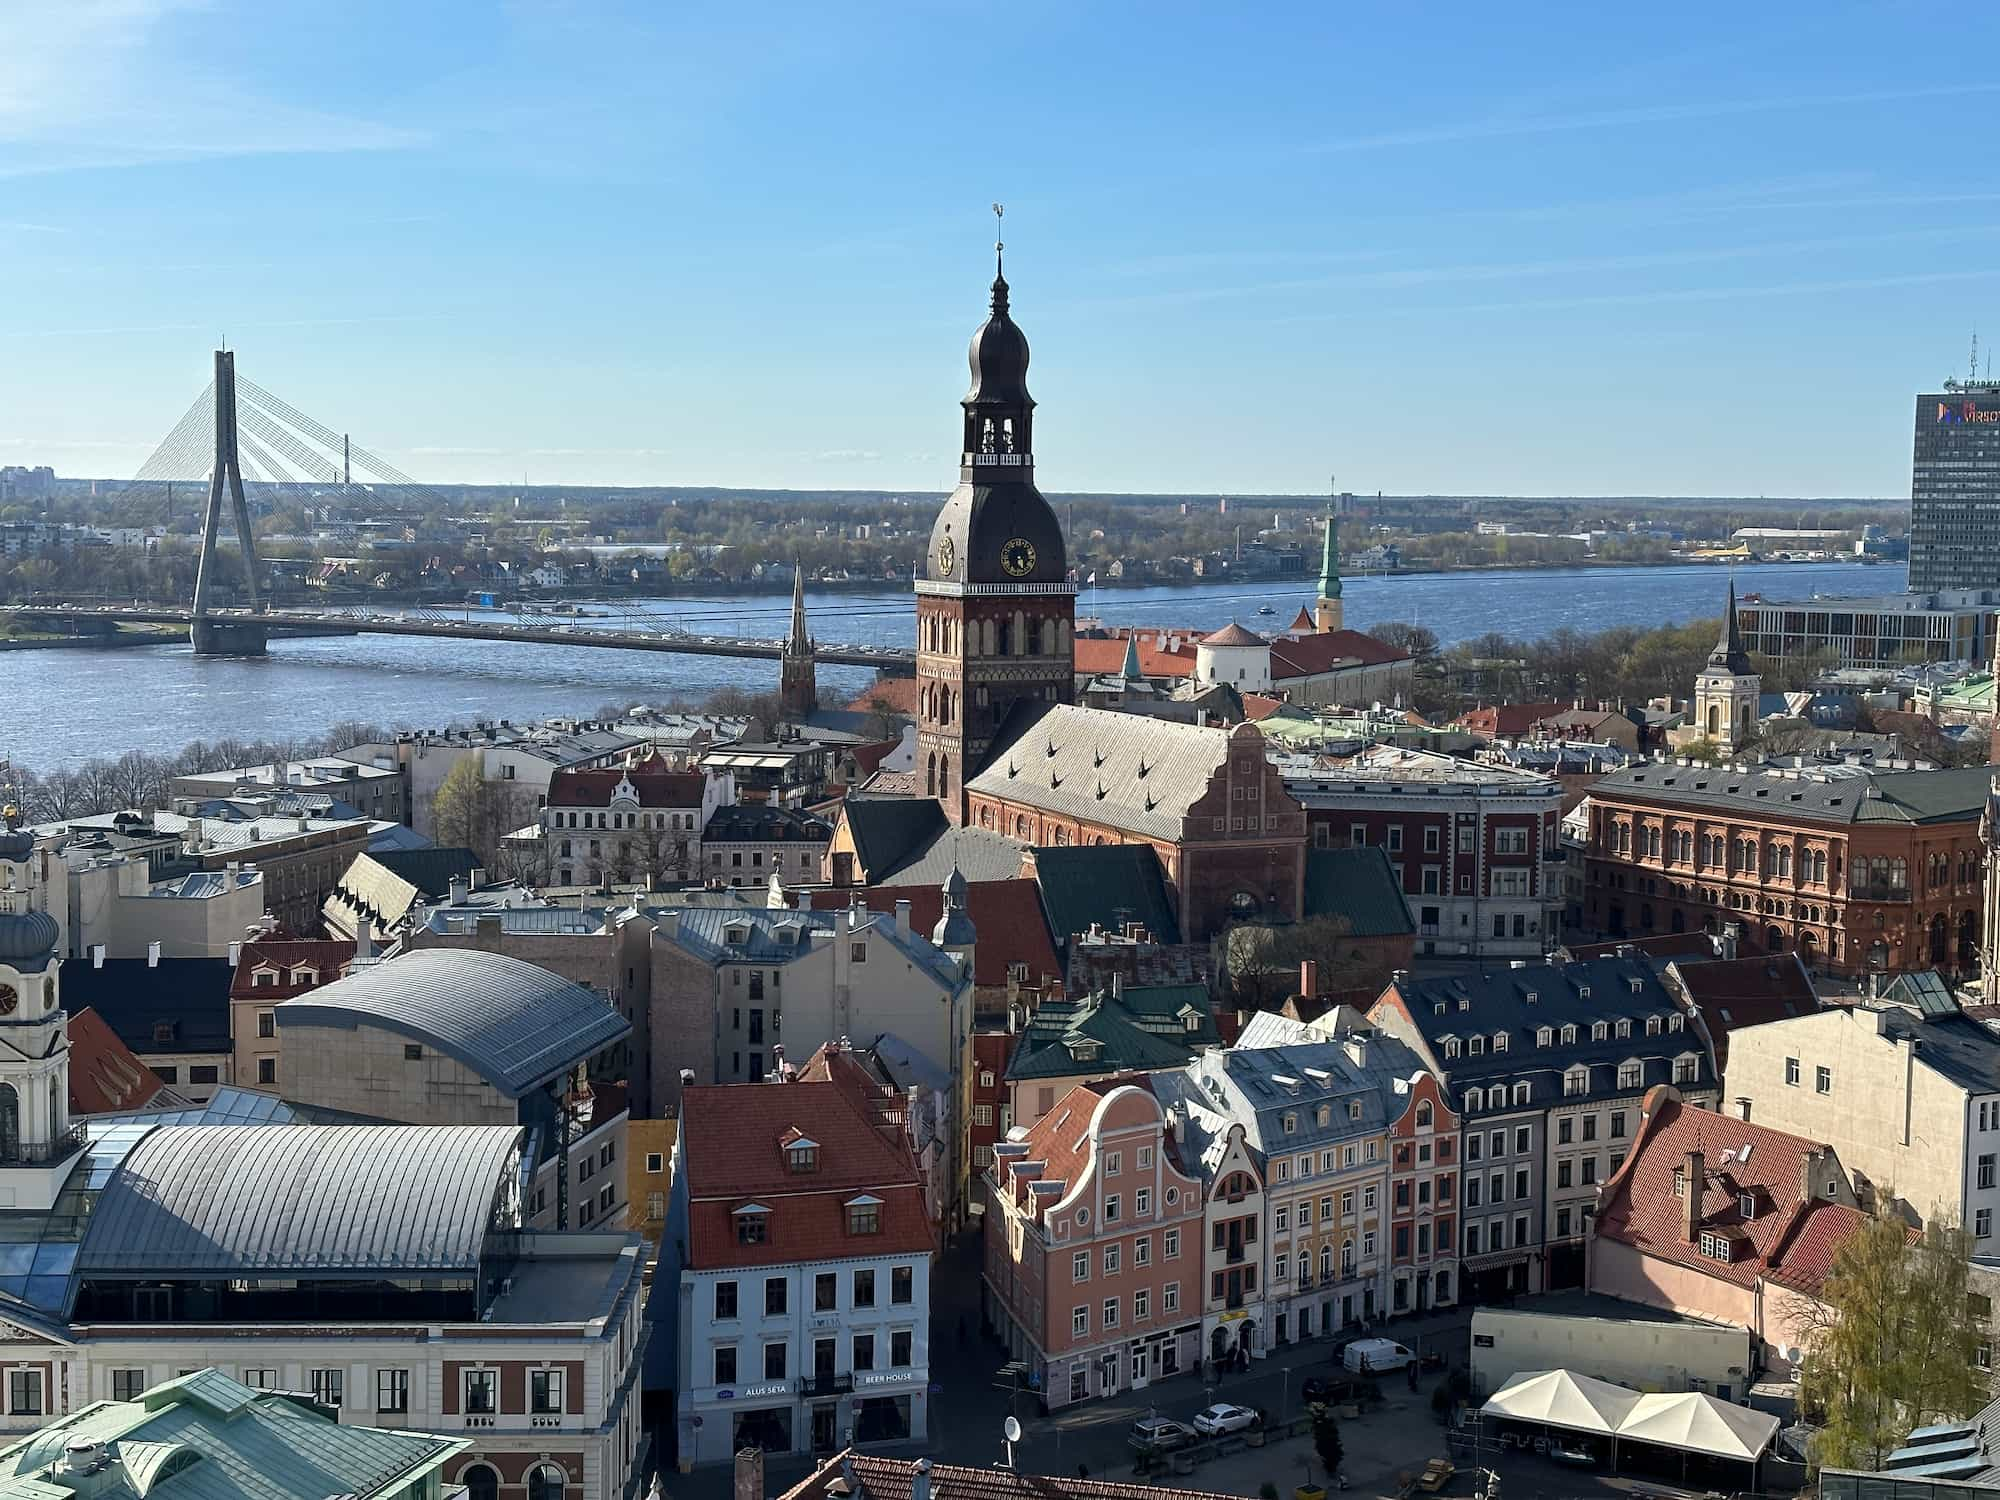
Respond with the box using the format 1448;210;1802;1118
1493;1033;1508;1053
725;925;749;946
846;1195;882;1235
1442;1037;1461;1059
1560;1024;1577;1045
734;1204;770;1244
1615;1018;1631;1040
1668;1014;1684;1032
1536;1026;1552;1048
1283;1112;1298;1134
1591;1021;1609;1042
787;1139;819;1174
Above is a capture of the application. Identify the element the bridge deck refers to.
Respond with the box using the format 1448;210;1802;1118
0;604;913;670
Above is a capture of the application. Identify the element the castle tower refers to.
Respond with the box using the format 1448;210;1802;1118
1693;578;1761;753
1314;494;1343;634
778;561;818;721
916;230;1075;824
0;805;80;1210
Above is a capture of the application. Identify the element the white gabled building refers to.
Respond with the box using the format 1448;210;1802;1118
665;1075;934;1465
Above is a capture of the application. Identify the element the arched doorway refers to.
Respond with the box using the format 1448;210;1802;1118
1765;925;1783;952
1210;1326;1230;1364
1930;912;1950;967
528;1464;568;1500
1798;931;1819;972
460;1466;499;1500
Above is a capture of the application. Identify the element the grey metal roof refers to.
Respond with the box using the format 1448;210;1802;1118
76;1124;522;1277
1593;761;1990;827
969;703;1240;842
667;905;965;989
275;948;630;1097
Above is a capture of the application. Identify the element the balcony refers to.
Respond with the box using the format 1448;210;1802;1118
1848;881;1911;903
0;1122;86;1168
807;1373;852;1397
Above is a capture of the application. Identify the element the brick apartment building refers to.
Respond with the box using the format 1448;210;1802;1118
1580;761;1988;978
1279;745;1565;959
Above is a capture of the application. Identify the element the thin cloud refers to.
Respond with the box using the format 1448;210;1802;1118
1307;82;2000;154
815;449;884;462
0;1;423;177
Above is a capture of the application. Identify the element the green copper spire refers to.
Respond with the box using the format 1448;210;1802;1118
1317;497;1341;601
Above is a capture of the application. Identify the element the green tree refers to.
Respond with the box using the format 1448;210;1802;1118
429;755;492;856
1311;1409;1344;1483
1794;1208;1990;1470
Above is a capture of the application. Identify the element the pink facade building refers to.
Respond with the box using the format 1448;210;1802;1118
1387;1070;1462;1315
982;1080;1205;1409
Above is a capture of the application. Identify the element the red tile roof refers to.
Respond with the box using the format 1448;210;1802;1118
843;676;919;718
778;1450;1258;1500
1594;1094;1869;1296
67;1007;168;1115
229;939;356;1000
1242;693;1287;722
1072;633;1198;680
806;879;1061;990
1202;622;1268;647
680;1079;931;1270
547;756;708;809
1456;702;1569;737
1667;953;1818;1073
1010;1080;1113;1202
1269;629;1412;678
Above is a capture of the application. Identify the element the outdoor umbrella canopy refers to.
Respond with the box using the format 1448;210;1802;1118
1481;1370;1643;1435
1618;1392;1780;1462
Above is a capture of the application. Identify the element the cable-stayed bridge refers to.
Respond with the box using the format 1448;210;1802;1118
1;352;914;677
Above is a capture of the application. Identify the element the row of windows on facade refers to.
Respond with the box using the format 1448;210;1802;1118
711;1328;915;1385
1070;1280;1181;1337
711;1264;916;1319
1453;1057;1698;1114
549;809;698;831
102;1364;566;1417
918;612;1070;659
1345;823;1541;856
1437;1011;1685;1057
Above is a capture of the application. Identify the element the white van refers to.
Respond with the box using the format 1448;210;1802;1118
1342;1337;1415;1374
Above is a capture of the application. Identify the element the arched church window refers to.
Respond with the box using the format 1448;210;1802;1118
980;419;997;454
926;755;937;798
939;756;950;795
998;618;1011;656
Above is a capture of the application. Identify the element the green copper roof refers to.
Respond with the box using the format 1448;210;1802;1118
0;1367;464;1499
1318;504;1341;600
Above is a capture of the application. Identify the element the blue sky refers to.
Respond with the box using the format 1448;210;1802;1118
3;3;1996;497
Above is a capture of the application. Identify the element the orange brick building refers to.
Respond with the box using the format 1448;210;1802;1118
1580;761;1988;978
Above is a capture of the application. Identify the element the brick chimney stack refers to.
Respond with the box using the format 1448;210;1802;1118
734;1447;765;1500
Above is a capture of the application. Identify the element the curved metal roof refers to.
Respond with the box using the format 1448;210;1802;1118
275;948;630;1097
76;1124;521;1277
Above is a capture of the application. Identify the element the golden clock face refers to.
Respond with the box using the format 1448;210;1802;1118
935;537;955;576
1000;538;1037;577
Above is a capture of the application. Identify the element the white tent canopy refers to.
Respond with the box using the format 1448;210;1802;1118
1482;1370;1642;1435
1620;1391;1780;1463
1482;1370;1779;1465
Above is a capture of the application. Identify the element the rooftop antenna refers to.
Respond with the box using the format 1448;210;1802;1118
992;201;1005;277
1002;1415;1022;1469
1974;330;1980;386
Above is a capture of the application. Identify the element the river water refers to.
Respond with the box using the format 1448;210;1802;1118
3;559;1901;768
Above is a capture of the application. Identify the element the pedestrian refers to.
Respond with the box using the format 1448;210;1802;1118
1408;1361;1419;1391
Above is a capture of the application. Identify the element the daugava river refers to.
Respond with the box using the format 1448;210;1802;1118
4;559;1902;768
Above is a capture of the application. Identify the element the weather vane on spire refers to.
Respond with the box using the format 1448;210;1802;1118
992;202;1005;277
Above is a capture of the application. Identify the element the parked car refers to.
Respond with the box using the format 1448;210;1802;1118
1129;1417;1197;1452
1342;1337;1415;1374
1192;1403;1260;1437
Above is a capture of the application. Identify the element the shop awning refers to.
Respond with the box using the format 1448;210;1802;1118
1482;1370;1641;1435
1482;1371;1779;1465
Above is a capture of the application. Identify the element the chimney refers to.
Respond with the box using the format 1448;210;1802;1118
1344;1032;1369;1069
733;1447;765;1500
1110;972;1124;1000
912;1457;932;1500
90;944;106;969
894;898;912;937
1301;959;1319;997
1682;1149;1705;1242
356;926;376;962
448;874;469;905
659;909;681;941
1800;1145;1824;1206
227;940;242;967
146;940;161;969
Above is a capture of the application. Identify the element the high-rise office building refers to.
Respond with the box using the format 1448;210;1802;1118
1910;384;2000;590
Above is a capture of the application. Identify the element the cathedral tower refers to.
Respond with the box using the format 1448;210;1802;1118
1693;578;1761;754
917;234;1075;823
0;806;79;1210
778;561;818;721
1314;493;1343;634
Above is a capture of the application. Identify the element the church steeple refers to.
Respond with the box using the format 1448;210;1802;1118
1694;574;1760;753
0;805;80;1205
917;222;1076;824
778;560;817;721
1708;576;1754;674
1314;484;1344;634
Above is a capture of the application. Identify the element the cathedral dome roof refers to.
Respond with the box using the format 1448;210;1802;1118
1201;622;1268;648
0;909;57;963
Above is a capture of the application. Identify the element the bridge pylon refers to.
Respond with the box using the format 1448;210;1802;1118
190;349;268;656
